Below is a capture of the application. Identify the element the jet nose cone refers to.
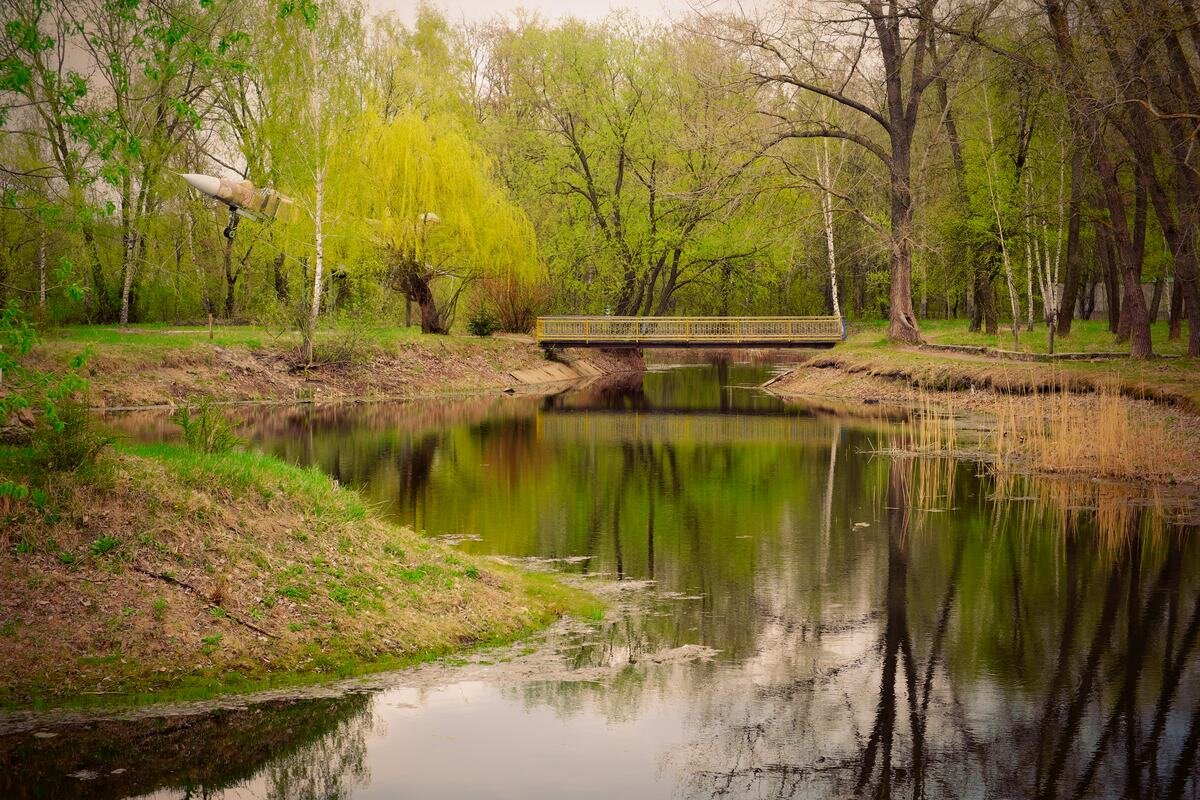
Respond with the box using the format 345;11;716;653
180;172;222;198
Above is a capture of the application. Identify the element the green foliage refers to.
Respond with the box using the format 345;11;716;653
1;305;107;472
171;399;242;455
466;308;499;337
33;396;112;472
90;536;119;556
279;584;311;602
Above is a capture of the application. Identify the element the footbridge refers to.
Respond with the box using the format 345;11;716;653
535;316;845;349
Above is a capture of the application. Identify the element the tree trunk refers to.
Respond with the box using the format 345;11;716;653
1082;278;1097;320
1169;168;1200;355
1149;277;1165;322
1045;0;1153;357
305;167;326;365
119;229;136;326
1057;146;1085;336
1116;177;1147;342
1100;227;1120;333
1168;276;1183;339
401;270;447;334
886;136;921;344
222;214;240;320
37;226;46;310
820;139;842;320
273;252;289;302
984;92;1020;349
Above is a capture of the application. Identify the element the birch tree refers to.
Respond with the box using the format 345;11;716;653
265;0;363;364
982;88;1020;349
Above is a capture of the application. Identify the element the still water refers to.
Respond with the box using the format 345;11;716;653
4;364;1199;799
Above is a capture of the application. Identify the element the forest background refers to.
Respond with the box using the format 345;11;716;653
1;0;1197;359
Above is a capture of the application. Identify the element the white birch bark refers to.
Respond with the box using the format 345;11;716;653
306;164;326;364
37;225;46;310
820;138;842;320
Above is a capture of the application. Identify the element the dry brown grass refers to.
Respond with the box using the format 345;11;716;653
992;390;1196;485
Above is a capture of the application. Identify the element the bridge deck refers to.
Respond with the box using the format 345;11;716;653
535;316;844;348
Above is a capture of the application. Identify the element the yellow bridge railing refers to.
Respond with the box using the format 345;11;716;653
535;316;844;347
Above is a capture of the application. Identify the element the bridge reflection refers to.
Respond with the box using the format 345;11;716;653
536;409;836;446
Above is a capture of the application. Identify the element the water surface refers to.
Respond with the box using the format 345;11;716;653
4;364;1198;799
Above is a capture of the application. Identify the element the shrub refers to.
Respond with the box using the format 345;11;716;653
171;399;242;454
467;308;500;337
33;397;112;472
90;536;119;556
479;274;547;333
1;304;107;473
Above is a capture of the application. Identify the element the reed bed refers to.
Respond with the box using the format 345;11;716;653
992;389;1192;485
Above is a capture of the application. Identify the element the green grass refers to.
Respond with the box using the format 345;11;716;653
7;565;601;713
1;441;603;711
126;443;368;523
852;318;1190;356
940;318;1189;356
43;322;520;354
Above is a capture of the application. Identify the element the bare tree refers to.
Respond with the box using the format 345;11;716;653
713;0;999;343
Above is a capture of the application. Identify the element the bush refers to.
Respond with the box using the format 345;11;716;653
2;304;107;473
479;274;547;333
171;399;242;454
467;308;500;337
33;397;112;472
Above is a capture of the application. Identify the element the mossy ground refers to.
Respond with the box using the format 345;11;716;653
0;444;599;710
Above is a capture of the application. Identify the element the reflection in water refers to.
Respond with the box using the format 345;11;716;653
0;693;373;799
20;363;1198;798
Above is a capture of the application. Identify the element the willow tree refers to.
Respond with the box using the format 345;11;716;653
337;111;538;334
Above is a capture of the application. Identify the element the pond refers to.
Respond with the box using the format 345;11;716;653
3;364;1198;799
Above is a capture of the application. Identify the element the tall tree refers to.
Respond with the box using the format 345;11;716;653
719;0;999;343
1042;0;1153;357
264;0;363;363
336;110;539;334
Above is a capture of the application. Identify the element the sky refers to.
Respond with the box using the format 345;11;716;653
367;0;702;24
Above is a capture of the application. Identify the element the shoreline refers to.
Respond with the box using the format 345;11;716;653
0;444;603;712
767;355;1200;497
31;327;644;411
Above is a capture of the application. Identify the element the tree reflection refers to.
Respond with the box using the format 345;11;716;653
677;457;1200;800
0;693;375;800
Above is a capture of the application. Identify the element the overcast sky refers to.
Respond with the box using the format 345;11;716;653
367;0;702;24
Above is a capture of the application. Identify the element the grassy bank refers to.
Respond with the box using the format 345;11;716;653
773;320;1200;488
795;320;1200;410
0;444;600;709
31;323;634;409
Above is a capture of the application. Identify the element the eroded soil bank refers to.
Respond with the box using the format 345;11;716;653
31;330;642;410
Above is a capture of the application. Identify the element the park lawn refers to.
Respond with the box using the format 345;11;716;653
852;318;1192;356
28;323;549;408
44;322;524;354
